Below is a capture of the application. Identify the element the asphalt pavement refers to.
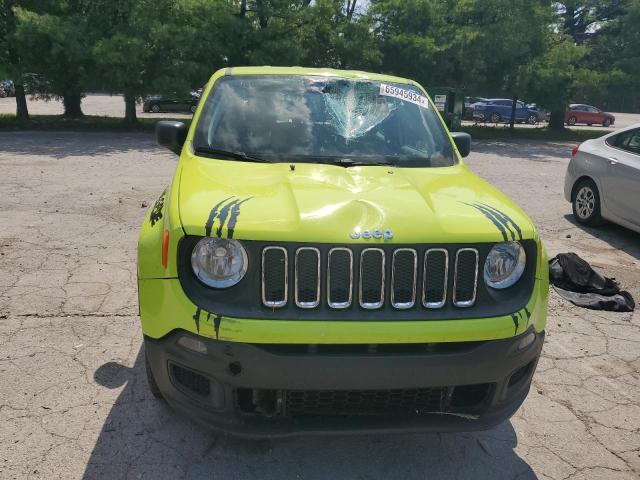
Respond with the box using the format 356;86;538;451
0;131;639;479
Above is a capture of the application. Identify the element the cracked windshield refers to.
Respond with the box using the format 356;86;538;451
194;76;456;167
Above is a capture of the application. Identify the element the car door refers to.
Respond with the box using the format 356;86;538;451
572;105;587;124
515;101;528;121
585;106;600;125
601;128;640;225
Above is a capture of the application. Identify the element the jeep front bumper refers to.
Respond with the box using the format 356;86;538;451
145;328;544;437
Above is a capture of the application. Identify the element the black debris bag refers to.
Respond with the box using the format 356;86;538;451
549;253;635;312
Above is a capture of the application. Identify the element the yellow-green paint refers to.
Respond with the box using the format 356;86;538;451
137;66;549;344
138;276;547;343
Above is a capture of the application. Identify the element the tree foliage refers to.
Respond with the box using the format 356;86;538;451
0;0;638;124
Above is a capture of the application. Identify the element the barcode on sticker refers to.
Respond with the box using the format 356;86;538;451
379;83;429;109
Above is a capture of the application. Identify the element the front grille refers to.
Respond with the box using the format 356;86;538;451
262;247;288;307
261;245;480;310
360;248;385;309
170;364;210;397
327;248;353;308
295;247;320;308
423;248;448;308
284;387;446;417
453;248;479;307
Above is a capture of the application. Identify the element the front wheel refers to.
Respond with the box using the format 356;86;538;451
603;118;611;127
527;114;538;125
572;179;603;226
150;104;161;113
490;112;501;123
567;116;577;126
190;105;197;114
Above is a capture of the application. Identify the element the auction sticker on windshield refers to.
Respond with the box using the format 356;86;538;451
379;83;429;109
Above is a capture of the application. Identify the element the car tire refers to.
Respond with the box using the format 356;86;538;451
190;105;197;114
527;114;537;125
572;179;603;227
151;104;161;113
490;112;501;123
567;116;577;126
0;90;6;98
603;118;611;127
145;350;163;399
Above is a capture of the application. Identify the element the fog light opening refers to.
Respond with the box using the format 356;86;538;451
177;335;207;354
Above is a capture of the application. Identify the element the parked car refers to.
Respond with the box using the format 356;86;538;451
143;91;200;113
526;103;549;123
139;66;548;436
564;123;640;232
473;98;539;124
565;104;615;127
463;96;488;120
0;80;15;97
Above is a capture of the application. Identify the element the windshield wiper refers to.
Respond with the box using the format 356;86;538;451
331;158;399;168
194;147;271;163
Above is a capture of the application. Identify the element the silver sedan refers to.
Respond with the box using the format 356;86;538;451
564;123;640;233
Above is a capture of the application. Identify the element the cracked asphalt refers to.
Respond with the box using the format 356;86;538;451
1;132;639;480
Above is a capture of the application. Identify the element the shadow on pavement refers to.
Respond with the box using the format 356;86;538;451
0;131;161;159
563;214;640;262
85;346;537;480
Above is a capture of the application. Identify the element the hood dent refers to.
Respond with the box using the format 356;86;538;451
177;157;535;244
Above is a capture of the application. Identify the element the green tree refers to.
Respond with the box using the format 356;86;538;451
0;0;44;121
13;2;95;117
518;37;588;129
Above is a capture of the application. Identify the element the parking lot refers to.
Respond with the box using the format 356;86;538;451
1;131;639;479
1;95;638;131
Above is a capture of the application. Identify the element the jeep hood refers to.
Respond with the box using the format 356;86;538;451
177;155;535;244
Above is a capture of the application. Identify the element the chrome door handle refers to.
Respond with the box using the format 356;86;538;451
607;157;618;165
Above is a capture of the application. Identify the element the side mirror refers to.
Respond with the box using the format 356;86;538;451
156;121;188;155
450;132;471;157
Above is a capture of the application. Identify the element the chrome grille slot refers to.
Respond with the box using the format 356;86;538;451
391;249;417;309
423;248;448;308
453;248;479;307
327;248;353;309
359;248;385;309
258;244;483;312
262;247;288;307
295;247;320;308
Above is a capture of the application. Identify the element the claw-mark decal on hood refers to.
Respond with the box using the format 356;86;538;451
192;306;222;338
205;196;252;238
464;202;522;241
149;190;166;226
511;307;532;335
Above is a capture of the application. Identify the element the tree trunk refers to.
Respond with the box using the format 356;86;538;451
15;83;29;122
124;94;137;124
548;110;565;130
63;93;84;118
509;96;517;131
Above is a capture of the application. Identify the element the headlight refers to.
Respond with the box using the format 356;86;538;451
483;241;526;289
191;237;248;288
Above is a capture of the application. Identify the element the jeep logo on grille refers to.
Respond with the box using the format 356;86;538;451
350;228;393;241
